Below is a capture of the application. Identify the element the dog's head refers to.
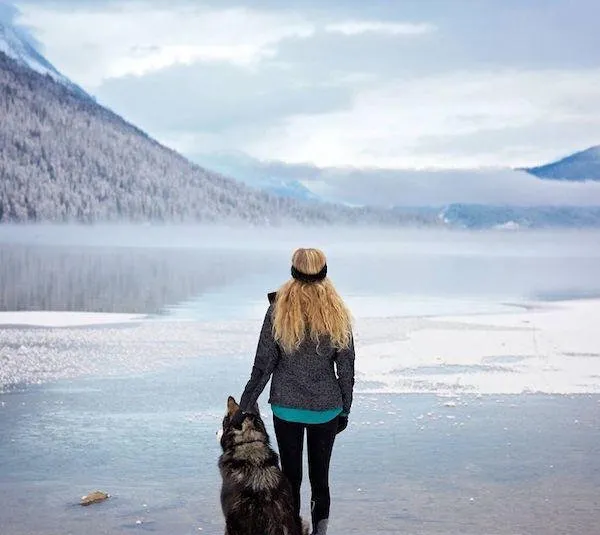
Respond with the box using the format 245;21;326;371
220;396;268;451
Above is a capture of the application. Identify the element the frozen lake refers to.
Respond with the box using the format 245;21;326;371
1;360;599;535
1;225;600;534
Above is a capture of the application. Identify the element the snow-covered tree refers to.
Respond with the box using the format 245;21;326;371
0;52;433;227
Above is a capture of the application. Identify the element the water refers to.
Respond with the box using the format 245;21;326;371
2;226;600;318
1;226;600;534
1;358;599;534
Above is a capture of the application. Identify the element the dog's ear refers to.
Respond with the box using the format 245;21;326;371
251;401;260;416
227;396;240;416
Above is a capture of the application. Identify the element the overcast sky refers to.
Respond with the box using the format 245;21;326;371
5;0;599;173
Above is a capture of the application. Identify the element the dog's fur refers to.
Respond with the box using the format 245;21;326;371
218;396;307;535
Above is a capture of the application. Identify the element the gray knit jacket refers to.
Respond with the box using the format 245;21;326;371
239;295;355;416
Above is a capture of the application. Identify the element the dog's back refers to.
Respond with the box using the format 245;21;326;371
219;397;306;535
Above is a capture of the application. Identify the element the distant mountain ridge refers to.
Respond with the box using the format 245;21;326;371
523;146;600;181
198;151;320;202
2;11;598;228
198;150;600;229
439;204;600;229
0;11;441;226
0;49;432;226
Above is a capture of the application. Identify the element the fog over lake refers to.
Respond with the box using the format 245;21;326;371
2;225;600;318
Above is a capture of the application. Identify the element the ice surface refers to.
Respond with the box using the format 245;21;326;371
2;228;599;535
1;365;599;535
0;311;146;328
2;298;599;395
355;299;600;394
2;227;600;394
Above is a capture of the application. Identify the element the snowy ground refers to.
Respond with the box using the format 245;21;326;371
0;311;147;328
355;298;600;395
2;298;599;395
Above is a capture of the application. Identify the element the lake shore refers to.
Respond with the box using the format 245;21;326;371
2;298;600;395
1;296;600;534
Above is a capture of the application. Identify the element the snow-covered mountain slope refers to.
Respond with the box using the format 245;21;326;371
0;6;79;91
0;7;439;225
524;146;600;181
0;50;430;225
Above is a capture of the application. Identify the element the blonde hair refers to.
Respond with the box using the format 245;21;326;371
273;248;352;354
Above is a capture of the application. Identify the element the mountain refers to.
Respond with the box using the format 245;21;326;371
197;151;320;202
523;146;600;181
439;204;600;229
4;11;595;229
0;7;85;96
194;151;600;228
0;35;432;226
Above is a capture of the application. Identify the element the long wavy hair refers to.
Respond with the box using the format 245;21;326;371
273;248;352;354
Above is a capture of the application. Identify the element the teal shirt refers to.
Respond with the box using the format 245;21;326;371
271;404;343;424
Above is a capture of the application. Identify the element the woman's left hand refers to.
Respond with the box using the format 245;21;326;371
229;410;247;429
337;415;348;434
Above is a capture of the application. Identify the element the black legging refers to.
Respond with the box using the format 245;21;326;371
273;414;338;527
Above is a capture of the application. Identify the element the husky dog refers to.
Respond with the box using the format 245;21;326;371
218;396;307;535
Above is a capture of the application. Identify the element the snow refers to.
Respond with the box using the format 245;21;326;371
2;298;599;395
0;17;73;88
0;311;147;328
355;299;600;395
494;221;520;230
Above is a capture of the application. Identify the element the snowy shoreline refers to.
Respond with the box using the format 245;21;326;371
1;299;599;394
356;298;600;395
0;311;148;328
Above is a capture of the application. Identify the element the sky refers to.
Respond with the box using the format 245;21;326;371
3;0;600;205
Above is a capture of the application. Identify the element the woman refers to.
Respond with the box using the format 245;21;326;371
234;247;355;535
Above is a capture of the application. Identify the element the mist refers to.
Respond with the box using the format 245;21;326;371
2;224;600;317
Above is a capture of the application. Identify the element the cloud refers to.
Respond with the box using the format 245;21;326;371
1;1;44;51
108;44;272;78
309;168;600;207
9;0;600;170
96;60;356;135
190;153;600;207
0;2;17;22
243;69;600;169
14;2;314;87
325;20;435;36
